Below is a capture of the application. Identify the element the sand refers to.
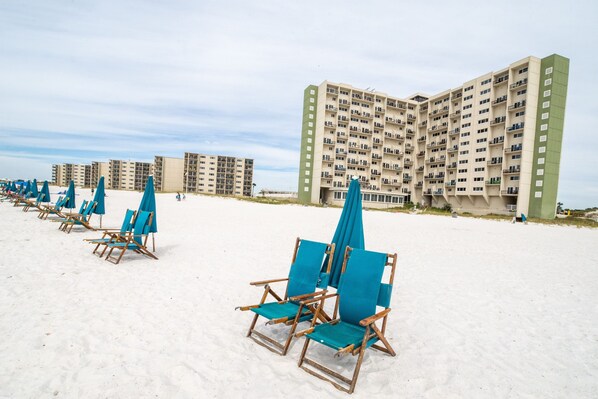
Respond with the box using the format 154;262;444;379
1;189;597;398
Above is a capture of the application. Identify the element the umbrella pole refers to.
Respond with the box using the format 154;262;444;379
100;215;103;228
152;233;155;252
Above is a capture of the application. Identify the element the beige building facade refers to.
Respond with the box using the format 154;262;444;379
91;161;110;187
183;152;254;196
108;160;153;191
52;163;91;187
154;156;184;192
298;54;569;218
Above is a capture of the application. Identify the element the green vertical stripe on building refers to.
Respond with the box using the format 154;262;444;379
298;85;318;203
528;54;569;219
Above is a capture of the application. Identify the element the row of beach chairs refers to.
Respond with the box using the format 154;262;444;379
1;188;157;264
238;238;397;394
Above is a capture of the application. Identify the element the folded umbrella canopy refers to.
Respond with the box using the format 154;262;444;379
40;181;51;203
63;180;76;210
138;175;157;251
92;176;106;227
324;178;365;288
30;179;39;198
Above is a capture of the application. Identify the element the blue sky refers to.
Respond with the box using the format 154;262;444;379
1;0;597;208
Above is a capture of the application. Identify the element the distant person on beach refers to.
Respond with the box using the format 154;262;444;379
91;188;94;195
182;193;186;200
176;192;181;201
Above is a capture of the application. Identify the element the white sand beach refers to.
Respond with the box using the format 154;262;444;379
0;189;597;398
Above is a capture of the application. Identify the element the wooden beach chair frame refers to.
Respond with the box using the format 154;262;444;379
237;238;335;356
37;196;67;220
104;211;158;264
22;193;45;212
295;247;398;394
85;209;137;257
59;201;97;233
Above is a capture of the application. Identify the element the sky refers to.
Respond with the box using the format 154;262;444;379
0;0;596;208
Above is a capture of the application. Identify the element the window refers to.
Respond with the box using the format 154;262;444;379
310;98;315;103
464;95;473;101
460;150;469;155
458;168;468;173
478;118;489;124
535;191;542;198
460;141;470;146
539;146;546;153
462;123;471;128
464;85;474;92
510;176;519;181
479;99;490;105
308;122;313;127
474;167;485;172
463;113;472;119
543;90;551;97
516;89;527;96
539;135;547;142
304;171;310;176
537;169;544;176
304;178;310;183
545;78;552;86
519;67;528;74
305;162;310;167
473;187;483;192
310;89;315;95
457;187;466;192
480;89;491;95
459;160;468;164
474;177;483;182
536;180;543;187
545;67;553;75
538;158;545;164
458;178;467;182
463;104;473;110
481;78;491;85
475;148;486;153
477;128;488;134
475;157;486;162
512;154;521;160
309;106;314;111
542;101;550;109
541;113;549;120
477;138;487;143
540;124;548;131
479;109;489;114
306;154;311;159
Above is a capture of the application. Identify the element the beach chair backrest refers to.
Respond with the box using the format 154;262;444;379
337;249;390;326
132;211;151;245
82;201;96;217
55;196;65;210
287;240;329;299
120;209;136;233
77;200;88;214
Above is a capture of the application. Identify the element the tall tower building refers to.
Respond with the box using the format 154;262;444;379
297;54;569;219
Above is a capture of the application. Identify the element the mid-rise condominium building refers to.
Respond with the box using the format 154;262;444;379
183;152;254;196
154;156;184;192
298;54;569;219
52;163;91;187
108;160;153;191
91;161;109;187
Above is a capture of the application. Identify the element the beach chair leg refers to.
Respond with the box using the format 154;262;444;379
298;336;311;367
246;313;260;337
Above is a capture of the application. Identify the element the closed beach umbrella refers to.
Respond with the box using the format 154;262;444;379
92;176;106;227
24;180;31;197
325;178;365;288
138;175;157;250
63;180;76;209
30;179;39;198
40;181;51;203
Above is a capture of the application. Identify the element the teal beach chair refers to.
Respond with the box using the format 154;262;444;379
104;210;158;264
37;196;67;219
296;247;398;394
85;209;136;256
60;200;97;233
22;193;45;212
237;238;335;355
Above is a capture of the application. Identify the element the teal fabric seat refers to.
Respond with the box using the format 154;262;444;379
242;238;334;355
298;248;397;393
104;211;158;264
88;209;136;255
250;239;329;320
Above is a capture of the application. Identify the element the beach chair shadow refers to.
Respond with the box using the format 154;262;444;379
237;238;335;356
296;247;398;394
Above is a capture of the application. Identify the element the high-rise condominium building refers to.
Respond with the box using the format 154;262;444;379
183;152;254;196
154;156;184;192
52;163;91;187
298;54;569;219
91;161;109;187
108;160;153;191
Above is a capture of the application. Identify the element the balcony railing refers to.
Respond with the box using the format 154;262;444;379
510;78;528;90
490;116;506;126
507;122;525;132
501;188;519;196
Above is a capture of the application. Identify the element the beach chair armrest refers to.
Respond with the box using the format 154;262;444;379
250;277;288;286
359;308;392;326
300;292;338;305
289;290;328;302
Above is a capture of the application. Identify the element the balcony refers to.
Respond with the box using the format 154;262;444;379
508;100;526;111
385;117;405;126
510;78;528;90
486;178;501;185
416;166;425;172
407;114;416;120
490;116;506;126
375;106;385;113
324;122;336;129
418;121;428;128
449;128;460;136
419;106;429;113
492;95;508;106
487;157;503;165
451;93;463;101
433;189;444;196
447;162;457;169
334;166;346;172
416;151;425;158
426;140;447;149
384;132;404;142
404;159;413;166
417;136;426;143
406;129;415;137
505;144;523;154
325;105;337;112
489;137;505;146
327;88;338;95
415;182;423;188
507;122;525;132
428;123;448;133
403;175;413;182
501;188;519;196
447;145;458;153
449;110;461;119
445;181;456;187
493;75;509;86
503;166;521;174
426;157;447;165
